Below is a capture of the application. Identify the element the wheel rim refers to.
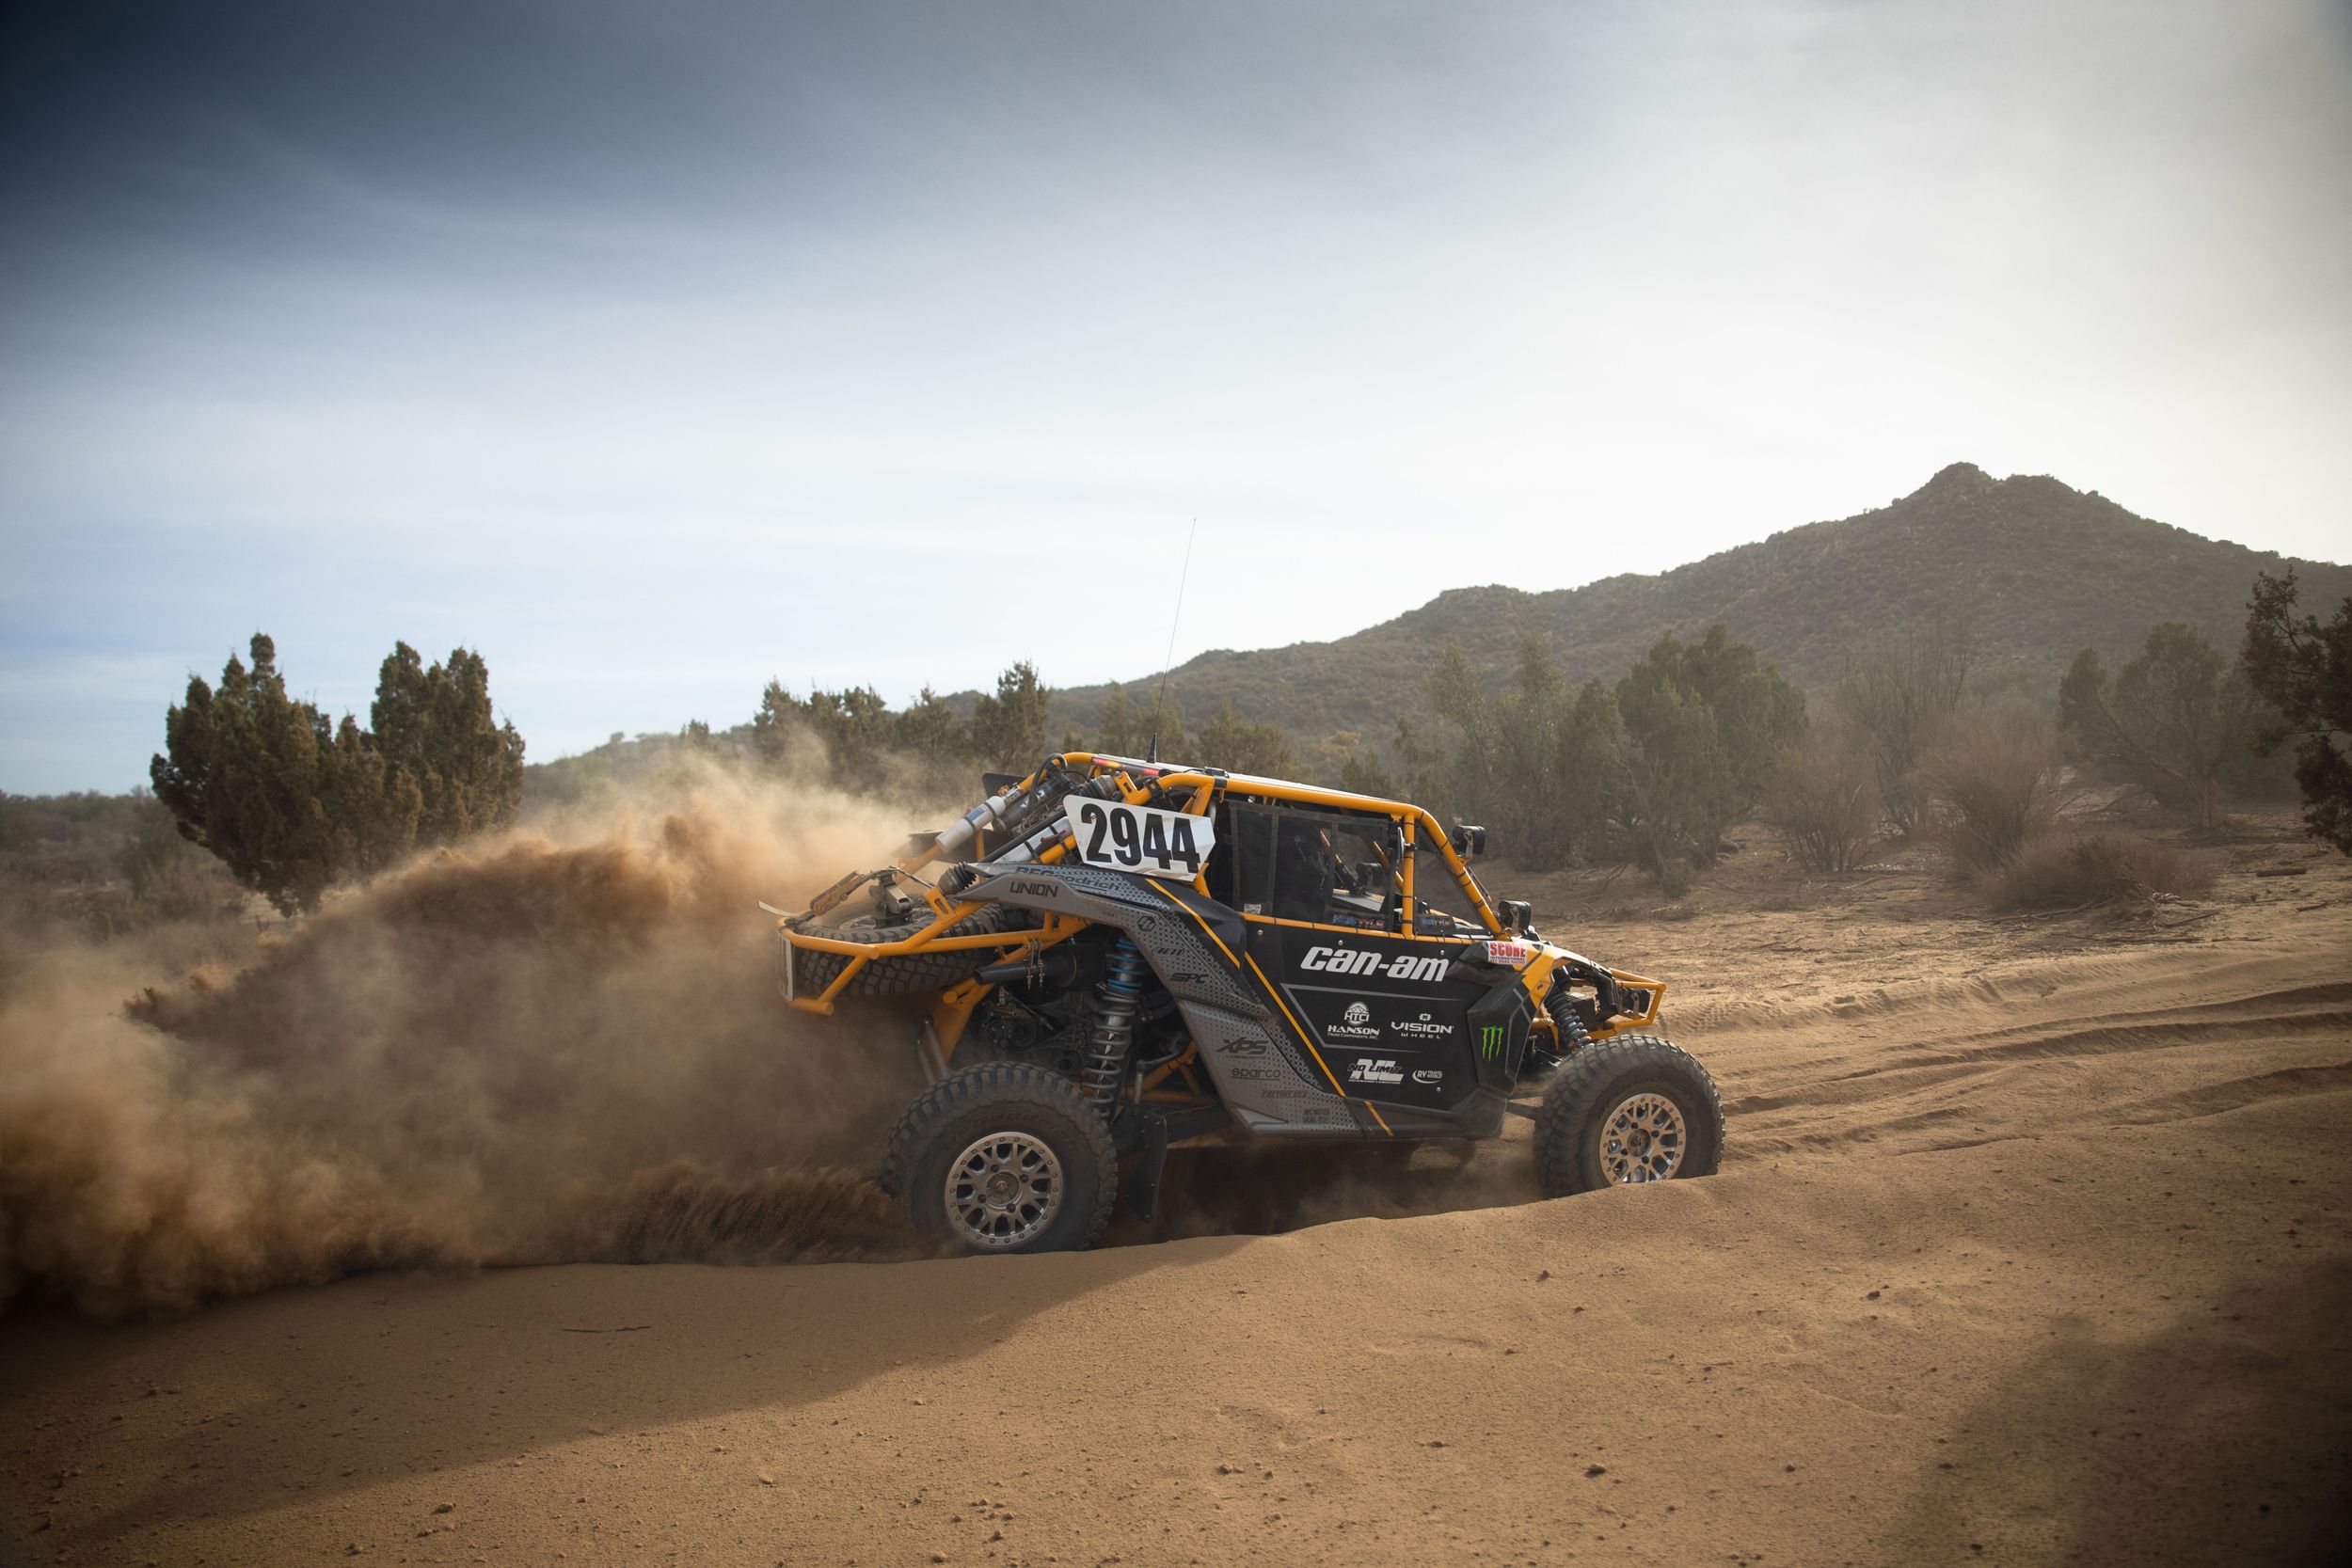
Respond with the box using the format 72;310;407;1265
944;1132;1065;1248
1598;1092;1686;1184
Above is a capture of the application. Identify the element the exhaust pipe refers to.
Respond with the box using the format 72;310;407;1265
933;777;1036;858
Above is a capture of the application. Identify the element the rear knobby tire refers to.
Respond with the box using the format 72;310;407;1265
1535;1034;1724;1197
880;1062;1119;1256
792;906;1017;998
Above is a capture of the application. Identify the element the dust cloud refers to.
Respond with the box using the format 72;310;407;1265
0;767;938;1319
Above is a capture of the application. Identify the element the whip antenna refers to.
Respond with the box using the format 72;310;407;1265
1147;518;1197;765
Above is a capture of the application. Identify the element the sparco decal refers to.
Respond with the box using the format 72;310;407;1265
1300;946;1450;983
1229;1067;1284;1082
1347;1057;1406;1086
1391;1011;1454;1040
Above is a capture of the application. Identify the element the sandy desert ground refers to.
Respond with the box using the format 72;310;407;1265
3;811;2347;1567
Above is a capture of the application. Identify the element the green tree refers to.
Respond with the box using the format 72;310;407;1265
1197;700;1295;777
1091;680;1187;761
749;679;804;768
896;686;969;766
370;642;525;842
1392;717;1454;823
2057;647;2108;745
151;634;422;914
1424;644;1501;827
1092;683;1141;756
1613;626;1805;882
969;661;1054;771
1337;745;1402;800
2243;570;2352;853
1611;674;1720;891
1553;678;1627;865
1832;620;1973;837
1493;637;1571;869
2062;623;2264;831
745;681;907;786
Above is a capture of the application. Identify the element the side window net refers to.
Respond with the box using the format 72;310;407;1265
1268;811;1401;930
1213;804;1276;912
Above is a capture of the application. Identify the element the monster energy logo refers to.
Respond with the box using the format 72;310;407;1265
1479;1024;1504;1058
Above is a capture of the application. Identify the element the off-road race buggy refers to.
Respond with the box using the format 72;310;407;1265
775;752;1724;1254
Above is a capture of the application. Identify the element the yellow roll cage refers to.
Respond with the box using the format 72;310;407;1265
777;752;1662;1067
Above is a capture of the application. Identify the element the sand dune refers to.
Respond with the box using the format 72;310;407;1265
4;834;2347;1567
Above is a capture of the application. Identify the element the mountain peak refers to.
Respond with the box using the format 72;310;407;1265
1912;461;1994;499
1039;467;2352;743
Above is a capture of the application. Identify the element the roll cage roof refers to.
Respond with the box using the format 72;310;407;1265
908;751;1508;937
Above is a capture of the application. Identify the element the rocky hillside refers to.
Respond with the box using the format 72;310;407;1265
1041;463;2352;742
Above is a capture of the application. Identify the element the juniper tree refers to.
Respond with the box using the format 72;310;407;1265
151;634;423;913
2243;571;2352;852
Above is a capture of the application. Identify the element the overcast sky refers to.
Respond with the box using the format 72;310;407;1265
2;0;2346;792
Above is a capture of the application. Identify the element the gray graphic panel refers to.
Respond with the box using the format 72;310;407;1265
962;864;1359;1134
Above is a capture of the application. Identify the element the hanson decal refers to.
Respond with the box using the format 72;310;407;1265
1327;1000;1380;1041
1300;946;1450;983
1346;1057;1406;1086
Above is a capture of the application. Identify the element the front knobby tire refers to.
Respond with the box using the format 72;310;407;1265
1534;1034;1724;1196
880;1062;1119;1256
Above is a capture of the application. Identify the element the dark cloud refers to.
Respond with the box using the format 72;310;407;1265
1;2;2346;792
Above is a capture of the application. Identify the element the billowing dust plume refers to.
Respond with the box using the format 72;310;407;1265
0;766;941;1319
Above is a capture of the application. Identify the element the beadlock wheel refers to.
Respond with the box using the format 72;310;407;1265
1534;1033;1724;1197
880;1062;1119;1256
1597;1091;1687;1184
944;1131;1065;1249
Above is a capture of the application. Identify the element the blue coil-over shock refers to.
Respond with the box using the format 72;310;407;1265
1079;933;1150;1112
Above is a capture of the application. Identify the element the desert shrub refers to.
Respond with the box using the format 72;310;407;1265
1921;705;2063;874
1764;722;1883;872
1832;617;1973;837
1979;832;2218;911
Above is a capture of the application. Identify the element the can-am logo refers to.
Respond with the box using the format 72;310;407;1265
1347;1057;1405;1085
1301;946;1450;983
1343;1002;1371;1026
1391;1011;1453;1039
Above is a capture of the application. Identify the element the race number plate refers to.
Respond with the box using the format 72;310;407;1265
1066;799;1216;882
